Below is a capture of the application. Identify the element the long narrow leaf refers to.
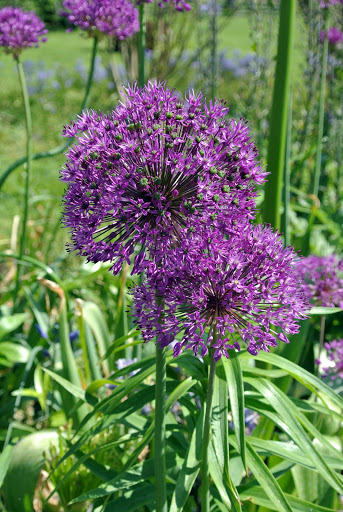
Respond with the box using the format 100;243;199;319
169;409;204;512
223;353;246;469
245;377;343;494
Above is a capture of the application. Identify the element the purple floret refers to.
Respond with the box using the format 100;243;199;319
320;27;343;45
320;339;343;380
0;7;48;59
62;0;139;40
61;80;267;276
295;255;343;308
131;223;308;360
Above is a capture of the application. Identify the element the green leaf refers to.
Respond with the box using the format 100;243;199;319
0;314;28;339
70;453;179;503
169;409;204;512
238;485;337;512
83;301;112;374
223;353;246;470
41;367;86;402
245;440;293;512
309;307;342;315
244;377;343;494
0;445;14;487
240;351;343;411
0;342;30;365
98;330;140;364
103;483;156;512
247;436;343;471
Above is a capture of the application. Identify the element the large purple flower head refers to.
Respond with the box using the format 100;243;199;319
320;27;343;45
295;255;343;308
132;224;308;361
62;0;139;40
0;7;48;59
319;339;343;380
136;0;191;11
61;80;266;275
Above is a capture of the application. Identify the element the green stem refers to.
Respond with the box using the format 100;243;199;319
210;0;217;100
0;36;98;193
201;348;217;512
312;9;329;199
155;345;167;512
138;4;146;87
263;0;296;231
12;57;32;310
281;87;292;247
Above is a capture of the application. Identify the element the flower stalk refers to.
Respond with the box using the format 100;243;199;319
138;3;146;87
13;57;32;310
201;344;217;512
155;345;167;512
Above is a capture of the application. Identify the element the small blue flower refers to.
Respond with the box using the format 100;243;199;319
35;323;48;339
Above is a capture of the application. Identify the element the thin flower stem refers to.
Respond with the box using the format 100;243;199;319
318;314;326;374
201;347;217;512
138;3;146;87
0;36;98;193
209;0;217;100
155;345;167;512
13;57;32;311
312;8;329;199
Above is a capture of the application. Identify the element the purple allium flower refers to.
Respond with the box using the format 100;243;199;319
319;339;343;380
320;27;343;45
295;255;343;308
61;80;266;275
132;224;308;360
62;0;139;40
0;7;48;59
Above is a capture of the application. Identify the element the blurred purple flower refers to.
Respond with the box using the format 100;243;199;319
116;358;139;377
295;255;343;308
0;7;48;59
320;26;343;45
35;324;49;339
319;339;343;380
321;0;343;7
62;0;139;40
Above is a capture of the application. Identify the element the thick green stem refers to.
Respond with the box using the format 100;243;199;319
281;88;292;247
138;4;146;87
312;9;329;199
12;57;32;310
0;36;98;193
155;345;167;512
263;0;295;231
209;0;217;100
201;349;217;512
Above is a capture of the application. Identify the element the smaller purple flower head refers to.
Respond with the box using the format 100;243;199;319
295;255;343;308
319;339;343;380
61;80;266;276
0;7;48;59
320;27;343;45
132;224;309;360
62;0;139;40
